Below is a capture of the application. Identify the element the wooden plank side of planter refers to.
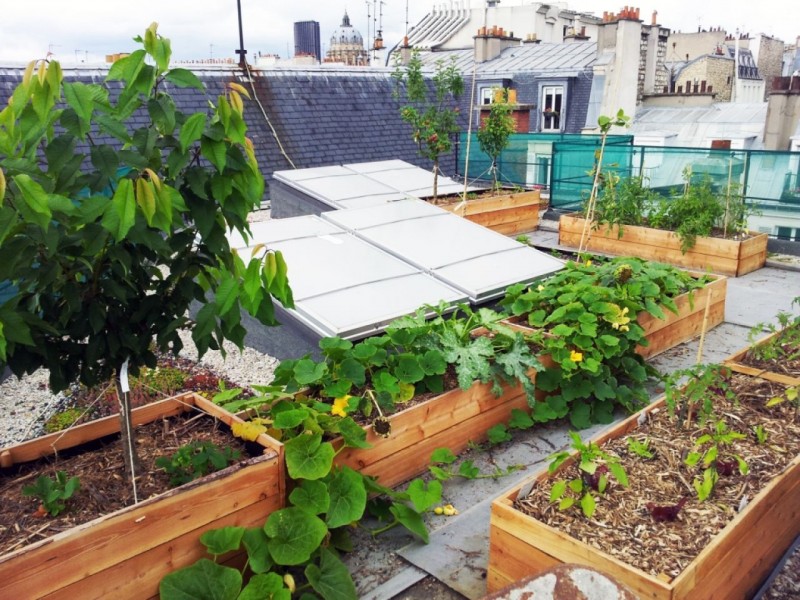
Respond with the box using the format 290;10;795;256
723;330;800;387
671;455;800;600
558;216;767;277
636;275;727;358
41;490;284;600
487;392;800;600
488;497;672;600
1;452;283;599
0;393;196;466
335;377;531;489
440;191;541;234
736;231;770;276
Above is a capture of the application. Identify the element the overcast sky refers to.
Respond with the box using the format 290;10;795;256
0;1;796;65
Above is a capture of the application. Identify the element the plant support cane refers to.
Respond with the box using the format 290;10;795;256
578;110;631;255
116;359;139;502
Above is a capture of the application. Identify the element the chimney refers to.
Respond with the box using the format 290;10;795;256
399;36;412;65
474;25;521;63
651;10;658;26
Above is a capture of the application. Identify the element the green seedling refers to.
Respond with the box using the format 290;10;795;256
156;441;241;487
22;471;80;516
547;432;628;518
626;436;654;459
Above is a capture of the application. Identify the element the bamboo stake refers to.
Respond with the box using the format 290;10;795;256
457;59;479;213
724;157;733;238
695;287;714;365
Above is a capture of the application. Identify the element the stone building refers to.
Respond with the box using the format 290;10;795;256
324;11;368;66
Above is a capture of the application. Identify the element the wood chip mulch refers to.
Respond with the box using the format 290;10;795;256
0;408;256;556
513;373;800;582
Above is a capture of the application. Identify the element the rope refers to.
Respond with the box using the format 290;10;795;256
243;63;297;169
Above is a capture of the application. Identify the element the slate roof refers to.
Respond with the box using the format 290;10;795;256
0;64;452;202
630;103;767;148
416;41;597;77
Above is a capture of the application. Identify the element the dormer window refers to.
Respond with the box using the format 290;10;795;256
541;85;563;131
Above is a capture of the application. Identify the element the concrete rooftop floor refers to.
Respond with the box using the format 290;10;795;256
341;223;800;600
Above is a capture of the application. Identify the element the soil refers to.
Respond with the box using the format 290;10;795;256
0;354;257;557
738;325;800;380
0;408;260;556
513;372;800;582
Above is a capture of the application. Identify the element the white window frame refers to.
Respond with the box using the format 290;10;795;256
541;85;564;131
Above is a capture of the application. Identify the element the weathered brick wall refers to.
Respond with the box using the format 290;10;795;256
677;56;733;101
758;35;785;98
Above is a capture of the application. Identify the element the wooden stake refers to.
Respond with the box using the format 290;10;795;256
695;286;714;365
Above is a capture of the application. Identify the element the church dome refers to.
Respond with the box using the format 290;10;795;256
330;11;363;46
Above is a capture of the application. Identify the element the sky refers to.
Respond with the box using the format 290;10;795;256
0;1;796;65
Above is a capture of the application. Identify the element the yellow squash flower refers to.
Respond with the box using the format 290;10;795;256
331;395;351;417
570;350;583;363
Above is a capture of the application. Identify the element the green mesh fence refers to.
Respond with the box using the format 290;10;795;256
456;133;633;190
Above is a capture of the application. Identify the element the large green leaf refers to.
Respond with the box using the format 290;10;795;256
12;174;51;229
264;507;328;566
289;479;330;515
389;504;429;543
406;479;442;512
305;549;358;600
159;558;242;600
62;82;96;135
166;68;205;90
284;433;335;480
326;467;367;528
239;573;290;600
101;178;135;241
242;527;273;574
199;526;244;555
201;137;227;172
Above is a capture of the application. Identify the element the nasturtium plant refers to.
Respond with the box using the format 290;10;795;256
0;24;293;478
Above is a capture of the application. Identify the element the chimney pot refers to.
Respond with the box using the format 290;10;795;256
651;10;657;25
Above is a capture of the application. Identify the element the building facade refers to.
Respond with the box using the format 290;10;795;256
294;21;321;62
325;12;368;66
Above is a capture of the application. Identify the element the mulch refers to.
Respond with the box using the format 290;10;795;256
514;372;799;582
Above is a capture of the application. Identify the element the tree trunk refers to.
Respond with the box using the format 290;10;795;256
433;158;439;201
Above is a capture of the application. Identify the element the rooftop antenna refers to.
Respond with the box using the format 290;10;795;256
235;0;247;68
365;1;372;63
405;0;409;37
373;0;378;58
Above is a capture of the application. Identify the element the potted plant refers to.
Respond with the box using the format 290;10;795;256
724;297;800;385
560;168;768;277
0;24;292;599
0;392;285;599
217;302;546;491
393;49;463;202
497;256;725;429
488;363;800;599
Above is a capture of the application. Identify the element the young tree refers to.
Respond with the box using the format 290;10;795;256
0;24;293;488
393;49;463;201
476;89;516;190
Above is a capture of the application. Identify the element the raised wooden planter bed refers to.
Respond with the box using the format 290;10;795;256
0;392;284;600
502;272;727;360
487;394;800;599
723;329;800;386
636;272;727;358
439;189;542;236
333;373;538;489
558;214;768;277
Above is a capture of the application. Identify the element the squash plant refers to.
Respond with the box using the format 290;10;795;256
268;302;543;422
501;257;710;428
0;24;292;483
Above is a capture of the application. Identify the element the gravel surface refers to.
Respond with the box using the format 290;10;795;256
0;329;279;448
